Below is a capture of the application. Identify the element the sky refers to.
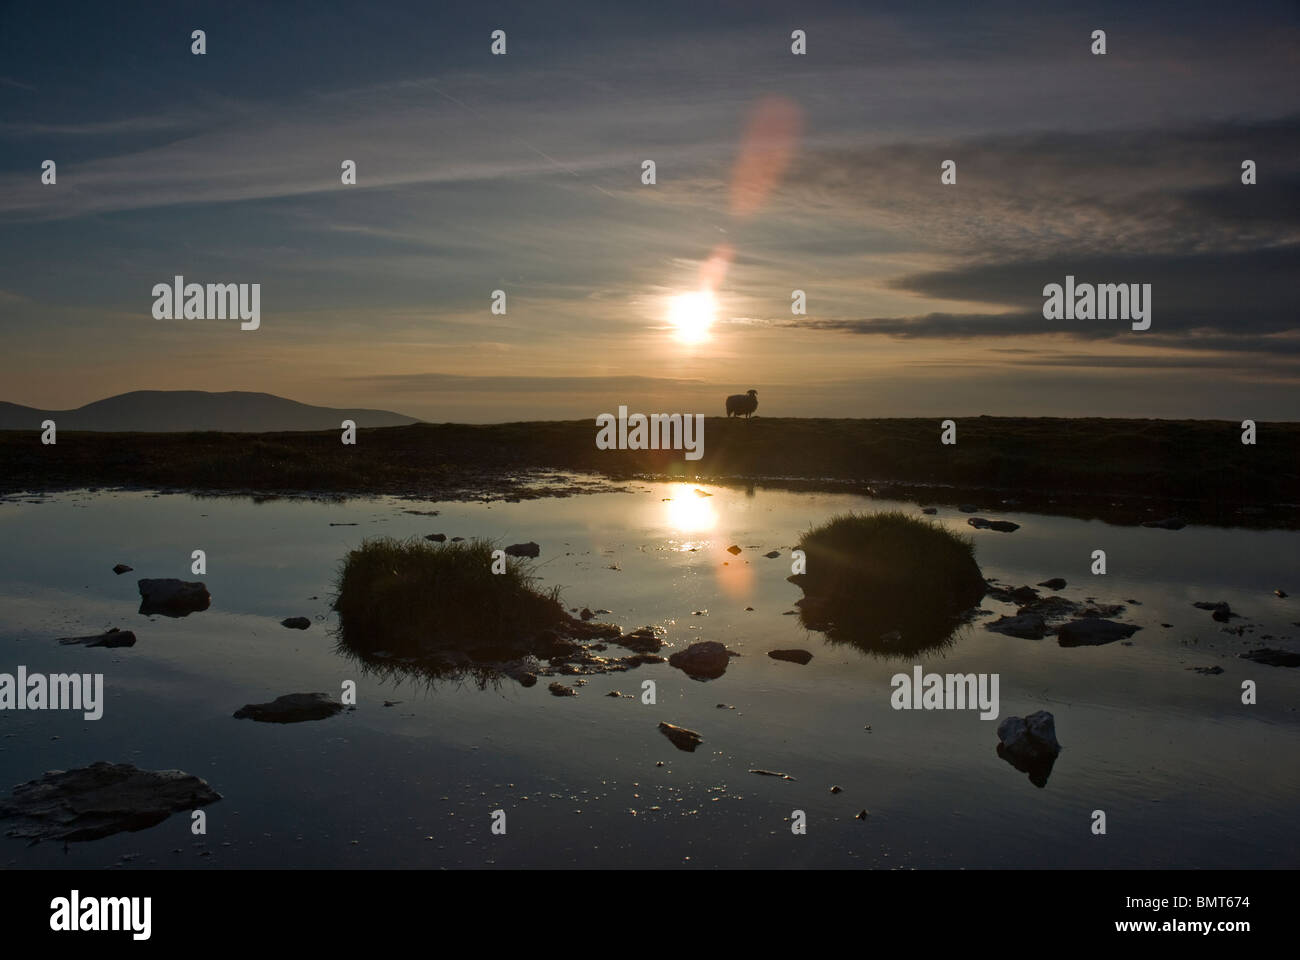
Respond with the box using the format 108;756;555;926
1;0;1297;421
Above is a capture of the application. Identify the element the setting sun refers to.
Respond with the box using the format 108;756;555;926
667;290;716;343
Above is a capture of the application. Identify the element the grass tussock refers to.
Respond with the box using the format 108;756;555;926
791;511;986;654
332;536;567;655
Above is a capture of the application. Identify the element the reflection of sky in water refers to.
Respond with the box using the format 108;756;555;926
0;485;1296;868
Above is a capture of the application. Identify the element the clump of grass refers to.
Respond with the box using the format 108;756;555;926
332;537;567;656
790;511;985;654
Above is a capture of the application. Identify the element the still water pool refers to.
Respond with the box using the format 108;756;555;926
1;483;1296;867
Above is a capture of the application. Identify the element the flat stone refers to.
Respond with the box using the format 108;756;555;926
137;578;210;617
1058;618;1140;647
0;762;220;843
57;628;136;648
658;722;703;752
767;648;813;665
968;517;1019;532
280;617;310;630
1016;596;1082;622
667;641;735;680
1239;648;1300;667
233;692;343;723
985;613;1047;639
1193;600;1237;621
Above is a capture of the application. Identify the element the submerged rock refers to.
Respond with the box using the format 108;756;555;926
233;692;343;723
504;541;540;558
424;533;446;542
667;641;737;680
768;648;813;665
1193;601;1236;622
967;517;1020;532
764;550;781;558
499;661;538;687
280;617;310;630
986;583;1039;605
613;626;663;654
1016;596;1083;622
624;653;667;666
1037;578;1067;590
1142;517;1187;530
996;711;1061;787
137;578;210;617
548;682;577;697
985;614;1047;639
1058;618;1140;647
1239;648;1300;667
57;628;136;648
726;545;742;555
0;761;220;843
112;564;133;575
1189;665;1225;675
658;721;703;752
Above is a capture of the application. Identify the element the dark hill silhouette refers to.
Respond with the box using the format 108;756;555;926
0;391;419;432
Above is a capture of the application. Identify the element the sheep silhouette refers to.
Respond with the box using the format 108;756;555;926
726;389;758;419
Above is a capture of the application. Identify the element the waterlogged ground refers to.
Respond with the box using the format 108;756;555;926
0;482;1297;868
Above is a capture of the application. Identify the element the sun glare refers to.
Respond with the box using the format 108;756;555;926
667;290;716;344
664;483;717;535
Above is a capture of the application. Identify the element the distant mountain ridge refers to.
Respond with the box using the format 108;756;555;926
0;391;420;433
